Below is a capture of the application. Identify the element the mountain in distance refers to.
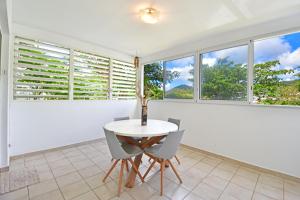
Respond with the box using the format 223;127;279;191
165;84;193;99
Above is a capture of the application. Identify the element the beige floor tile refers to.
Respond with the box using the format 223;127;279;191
61;180;90;200
255;182;283;200
184;192;205;200
30;189;64;200
71;191;99;200
48;159;71;169
68;155;87;163
85;172;111;189
56;171;82;188
258;174;283;189
127;183;156;200
236;167;260;181
149;194;171;200
180;173;203;191
284;180;300;195
37;169;54;182
0;188;28;200
147;173;172;192
28;179;58;199
202;175;229;190
210;168;235;180
93;181;119;200
252;192;278;200
231;174;257;190
110;192;135;200
193;162;215;173
201;156;222;167
285;192;300;200
163;181;190;200
78;165;102;178
217;162;239;173
221;183;253;200
192;183;223;200
52;164;76;177
72;160;94;170
184;167;210;180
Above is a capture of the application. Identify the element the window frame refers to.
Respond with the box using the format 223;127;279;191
142;28;300;108
198;41;251;105
143;52;197;102
163;54;196;101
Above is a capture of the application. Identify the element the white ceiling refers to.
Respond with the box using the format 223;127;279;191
12;0;300;57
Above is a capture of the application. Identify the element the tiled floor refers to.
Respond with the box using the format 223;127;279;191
1;140;300;200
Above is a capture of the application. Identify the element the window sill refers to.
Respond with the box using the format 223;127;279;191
148;99;300;109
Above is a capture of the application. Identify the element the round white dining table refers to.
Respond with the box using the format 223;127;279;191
104;119;178;188
104;119;178;137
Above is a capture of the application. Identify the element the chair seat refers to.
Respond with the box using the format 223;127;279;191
144;144;162;157
121;143;143;157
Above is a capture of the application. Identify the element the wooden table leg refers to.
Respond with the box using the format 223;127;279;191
125;154;143;188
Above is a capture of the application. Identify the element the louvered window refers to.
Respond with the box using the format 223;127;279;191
112;60;136;100
13;36;137;101
14;37;70;100
73;51;110;100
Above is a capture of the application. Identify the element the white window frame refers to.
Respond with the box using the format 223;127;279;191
163;53;196;102
198;41;250;105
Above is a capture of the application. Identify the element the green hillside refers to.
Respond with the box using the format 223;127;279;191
165;85;193;99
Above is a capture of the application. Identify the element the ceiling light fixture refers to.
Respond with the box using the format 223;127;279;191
140;8;160;24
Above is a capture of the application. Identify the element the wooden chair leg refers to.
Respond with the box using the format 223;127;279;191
167;159;182;183
142;158;157;179
129;158;144;182
103;159;119;182
160;159;165;196
125;160;129;172
174;155;180;165
118;160;125;196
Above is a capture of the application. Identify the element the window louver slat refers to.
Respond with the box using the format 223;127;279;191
73;50;110;100
14;37;70;100
112;60;136;100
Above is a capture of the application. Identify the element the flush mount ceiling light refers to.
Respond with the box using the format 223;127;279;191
140;8;160;24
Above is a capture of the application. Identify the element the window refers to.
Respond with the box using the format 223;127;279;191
164;56;194;99
253;32;300;106
111;60;136;100
144;61;163;100
200;45;248;101
73;50;110;100
144;56;194;100
14;37;70;100
13;36;136;101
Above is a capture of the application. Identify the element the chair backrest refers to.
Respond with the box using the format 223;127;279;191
114;116;130;121
168;118;181;130
157;130;184;159
103;128;128;160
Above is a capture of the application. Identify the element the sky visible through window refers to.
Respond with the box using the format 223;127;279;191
164;56;194;90
254;32;300;81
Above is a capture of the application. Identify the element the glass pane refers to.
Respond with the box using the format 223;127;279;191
200;45;248;101
253;32;300;106
144;61;164;100
164;56;194;99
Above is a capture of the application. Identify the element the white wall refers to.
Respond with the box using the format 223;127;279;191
0;0;11;168
10;100;138;156
148;101;300;178
8;24;139;156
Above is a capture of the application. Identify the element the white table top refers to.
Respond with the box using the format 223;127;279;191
104;119;178;137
